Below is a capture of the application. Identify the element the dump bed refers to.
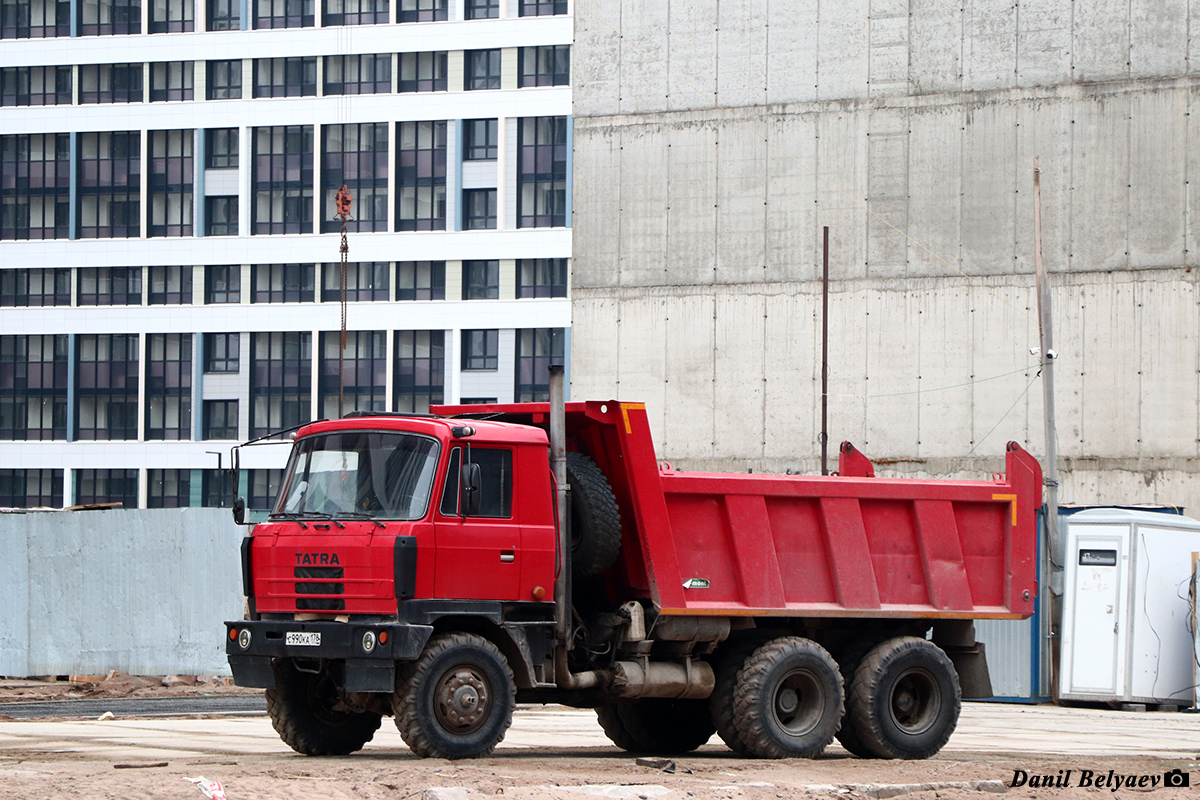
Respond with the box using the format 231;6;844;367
433;400;1042;621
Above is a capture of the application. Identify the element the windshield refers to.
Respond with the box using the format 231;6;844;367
274;431;441;520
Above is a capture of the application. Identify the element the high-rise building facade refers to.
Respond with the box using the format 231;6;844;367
0;0;572;509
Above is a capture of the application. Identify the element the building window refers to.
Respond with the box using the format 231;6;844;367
517;258;566;298
149;0;191;31
463;188;496;230
1;268;69;306
148;129;194;237
461;330;498;371
150;61;193;101
319;330;386;418
76;334;139;441
518;116;567;228
462;260;498;299
519;44;569;87
398;0;443;21
206;197;238;235
206;59;242;99
322;0;384;25
205;265;240;303
79;63;143;104
0;469;61;507
0;334;67;440
321;262;388;302
74;469;138;507
250;331;311;437
254;0;312;28
324;54;390;95
398;51;446;93
204;399;238;439
78;266;142;305
464;0;494;19
148;468;190;507
146;333;192;440
253;125;313;235
78;0;140;34
519;0;565;14
148;265;192;304
247;468;282;509
464;49;500;90
396;261;444;301
254;57;316;98
204;332;240;372
252;263;314;303
78;131;140;238
206;0;237;29
206;128;238;168
202;468;229;506
321;123;387;233
515;327;563;401
394;330;443;412
1;66;71;106
1;0;71;38
396;121;446;231
1;134;69;240
463;119;497;160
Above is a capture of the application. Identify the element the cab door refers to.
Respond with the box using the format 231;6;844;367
432;445;522;601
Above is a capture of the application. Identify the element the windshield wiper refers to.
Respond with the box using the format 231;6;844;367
340;511;387;529
269;512;308;529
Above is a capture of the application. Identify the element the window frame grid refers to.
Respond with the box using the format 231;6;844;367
204;332;240;372
1;133;70;240
321;261;389;302
252;125;314;235
318;329;387;418
1;0;71;38
393;329;444;412
75;333;140;441
397;51;447;93
203;398;239;439
77;130;141;239
149;61;194;101
463;48;500;90
148;129;194;237
516;258;567;298
79;62;144;103
251;263;315;303
395;120;446;232
253;56;317;98
397;0;444;22
1;65;72;106
518;44;569;87
78;0;141;35
323;54;390;95
461;329;498;371
515;327;564;402
145;332;193;441
77;266;142;306
395;260;445;301
0;268;70;306
204;264;241;304
517;116;568;228
0;468;62;507
0;334;68;440
249;331;311;438
148;0;193;31
148;265;193;304
206;59;242;99
74;468;139;507
321;123;388;233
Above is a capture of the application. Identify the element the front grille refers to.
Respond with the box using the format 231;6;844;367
294;566;345;611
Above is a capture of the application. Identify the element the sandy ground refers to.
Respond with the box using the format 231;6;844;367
0;684;1197;800
0;674;259;703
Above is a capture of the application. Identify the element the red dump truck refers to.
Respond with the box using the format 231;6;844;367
225;380;1041;761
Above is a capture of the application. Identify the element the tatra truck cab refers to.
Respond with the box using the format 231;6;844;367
226;377;1041;760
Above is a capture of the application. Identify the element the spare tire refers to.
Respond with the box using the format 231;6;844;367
566;452;622;577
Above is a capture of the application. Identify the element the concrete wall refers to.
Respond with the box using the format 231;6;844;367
0;509;244;677
571;0;1200;512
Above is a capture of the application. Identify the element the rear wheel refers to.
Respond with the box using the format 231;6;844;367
710;641;759;756
835;641;879;758
266;659;382;756
394;633;516;759
596;699;716;754
732;637;843;759
847;637;961;760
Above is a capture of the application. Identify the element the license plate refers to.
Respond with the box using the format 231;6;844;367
286;632;321;647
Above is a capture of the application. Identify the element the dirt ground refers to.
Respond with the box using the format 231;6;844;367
0;673;259;703
0;677;1196;800
0;739;1194;800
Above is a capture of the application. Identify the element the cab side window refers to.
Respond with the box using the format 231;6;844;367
439;446;513;518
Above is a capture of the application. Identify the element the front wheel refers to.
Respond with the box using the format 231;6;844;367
847;636;961;759
394;633;516;759
266;659;382;755
731;637;844;759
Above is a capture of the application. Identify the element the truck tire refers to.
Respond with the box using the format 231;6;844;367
566;452;622;578
596;699;715;754
834;642;879;758
266;659;382;756
710;641;760;756
732;637;843;759
847;636;961;760
393;632;516;759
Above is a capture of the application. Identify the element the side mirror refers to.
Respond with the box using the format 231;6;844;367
460;463;482;517
229;445;241;506
232;496;246;525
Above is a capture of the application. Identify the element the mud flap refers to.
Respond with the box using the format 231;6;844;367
345;658;395;693
229;655;275;688
946;643;993;699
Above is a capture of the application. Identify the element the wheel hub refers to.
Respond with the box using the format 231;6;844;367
434;667;490;734
772;668;824;736
888;668;939;734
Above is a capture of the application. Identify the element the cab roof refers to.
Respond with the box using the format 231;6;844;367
295;414;549;446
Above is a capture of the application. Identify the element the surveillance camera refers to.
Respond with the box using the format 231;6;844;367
1046;349;1057;360
1029;347;1040;356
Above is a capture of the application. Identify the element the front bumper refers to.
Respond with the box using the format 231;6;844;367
225;620;433;692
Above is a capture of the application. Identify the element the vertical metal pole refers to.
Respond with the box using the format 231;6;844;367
1034;158;1062;700
820;226;830;476
549;365;568;643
